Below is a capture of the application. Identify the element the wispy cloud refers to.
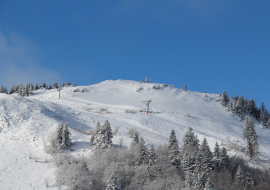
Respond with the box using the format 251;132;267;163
0;32;62;89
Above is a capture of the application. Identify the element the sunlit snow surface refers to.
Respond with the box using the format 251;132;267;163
0;80;269;189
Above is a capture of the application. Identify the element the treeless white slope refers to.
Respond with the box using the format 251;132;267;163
0;80;270;189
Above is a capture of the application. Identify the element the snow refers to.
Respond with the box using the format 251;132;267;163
0;79;270;189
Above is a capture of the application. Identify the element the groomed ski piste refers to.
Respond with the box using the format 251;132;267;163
0;79;270;189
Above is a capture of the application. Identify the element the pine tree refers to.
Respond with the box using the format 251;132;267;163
168;129;178;151
230;95;239;113
182;127;199;156
264;109;269;126
134;137;149;165
103;120;113;149
28;83;33;96
235;165;244;188
0;85;5;93
91;121;113;149
35;83;39;90
212;142;221;170
235;95;245;118
132;133;139;143
184;85;187;91
220;147;230;170
168;129;180;166
129;133;140;150
266;118;270;129
204;178;215;190
140;79;144;83
148;145;157;166
9;85;15;94
243;116;259;158
56;122;64;145
195;138;212;173
106;173;121;190
53;82;59;89
221;91;230;107
260;102;266;126
169;142;180;166
145;77;149;83
49;84;53;89
247;98;258;119
61;122;71;150
181;153;193;179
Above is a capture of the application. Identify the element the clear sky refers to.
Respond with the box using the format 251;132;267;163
0;0;269;109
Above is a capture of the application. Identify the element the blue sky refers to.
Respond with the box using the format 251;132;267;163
0;0;270;109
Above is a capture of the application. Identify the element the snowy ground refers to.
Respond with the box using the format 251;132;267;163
0;79;270;189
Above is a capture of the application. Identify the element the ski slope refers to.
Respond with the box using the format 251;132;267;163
0;79;270;189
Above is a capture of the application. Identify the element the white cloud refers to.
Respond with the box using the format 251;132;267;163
0;32;62;89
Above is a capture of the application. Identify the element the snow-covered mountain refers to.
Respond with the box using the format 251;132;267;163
0;79;270;189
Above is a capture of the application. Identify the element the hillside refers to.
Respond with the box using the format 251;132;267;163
0;79;270;189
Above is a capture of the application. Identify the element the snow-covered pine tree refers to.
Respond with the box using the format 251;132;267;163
181;153;191;179
230;95;239;113
103;120;113;149
266;118;270;129
247;98;258;119
140;79;144;83
168;129;180;166
28;83;33;96
168;129;178;151
221;91;230;107
169;141;180;166
35;83;39;90
90;120;113;149
204;178;215;190
0;85;5;93
235;165;244;188
132;133;139;143
106;173;121;190
134;137;149;165
129;132;140;150
53;82;59;89
61;122;71;150
0;85;8;94
264;109;269;126
212;142;221;170
145;77;149;83
243;116;259;158
148;145;157;166
22;83;28;96
220;147;230;170
9;85;15;94
195;138;212;173
259;102;266;126
56;122;64;146
182;127;199;156
184;85;187;91
49;84;53;89
40;82;46;89
235;95;245;118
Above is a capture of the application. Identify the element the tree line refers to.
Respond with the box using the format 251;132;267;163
221;91;270;129
48;120;269;190
0;82;76;96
